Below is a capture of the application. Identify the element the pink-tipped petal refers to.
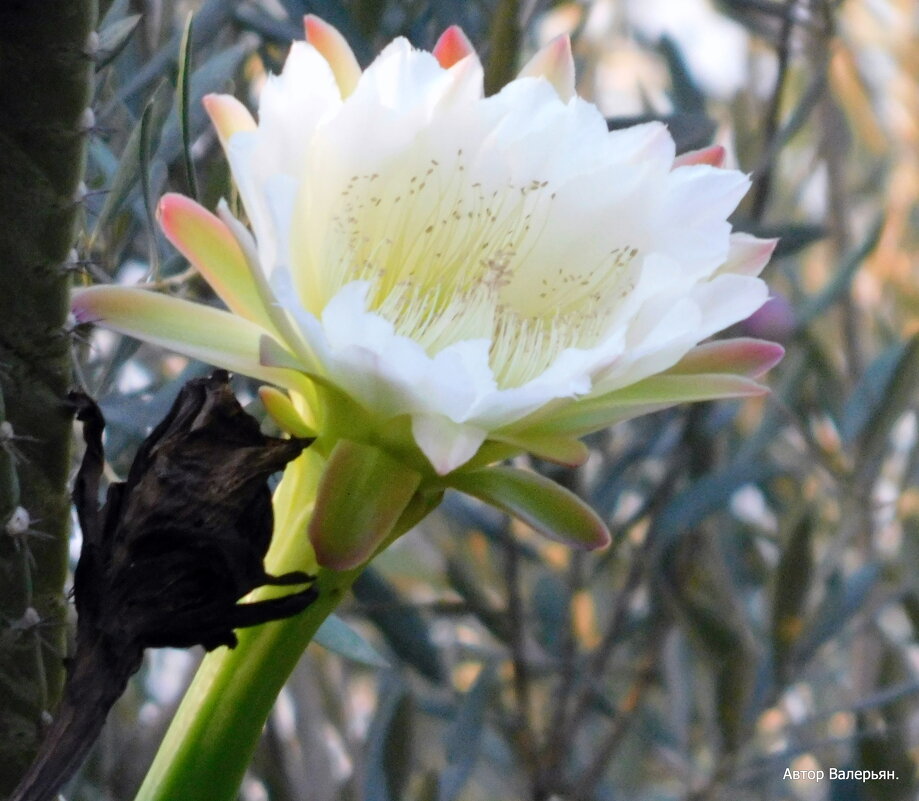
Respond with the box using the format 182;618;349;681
71;286;305;390
304;15;362;97
667;338;785;379
157;193;275;331
202;94;256;149
433;25;476;68
673;145;726;169
518;35;576;102
720;233;778;277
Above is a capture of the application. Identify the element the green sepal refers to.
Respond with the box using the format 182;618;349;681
516;373;767;438
447;466;610;550
309;440;421;570
488;431;589;467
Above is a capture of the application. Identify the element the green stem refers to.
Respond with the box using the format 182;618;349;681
134;568;363;801
135;452;437;801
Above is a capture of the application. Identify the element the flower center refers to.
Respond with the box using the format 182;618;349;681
312;153;640;388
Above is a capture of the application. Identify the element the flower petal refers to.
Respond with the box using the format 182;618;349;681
412;414;487;475
673;144;726;168
518;35;576;102
157;193;276;330
448;466;610;550
203;93;256;149
432;26;476;68
72;287;303;389
309;439;421;569
718;232;778;277
667;338;784;378
304;15;362;97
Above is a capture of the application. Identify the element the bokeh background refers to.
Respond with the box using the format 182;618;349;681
56;0;919;798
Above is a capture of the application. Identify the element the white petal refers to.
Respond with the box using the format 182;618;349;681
719;232;778;277
411;414;487;474
258;42;342;171
691;273;770;338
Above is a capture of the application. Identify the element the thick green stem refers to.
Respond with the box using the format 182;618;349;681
134;568;363;801
134;449;436;801
0;2;96;794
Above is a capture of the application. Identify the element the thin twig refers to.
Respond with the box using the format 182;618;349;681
570;643;662;801
749;0;798;222
539;552;584;784
552;460;683;753
501;533;541;798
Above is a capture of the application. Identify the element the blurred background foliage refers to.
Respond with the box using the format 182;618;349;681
48;0;919;798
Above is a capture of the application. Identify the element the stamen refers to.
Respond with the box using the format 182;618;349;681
310;157;640;388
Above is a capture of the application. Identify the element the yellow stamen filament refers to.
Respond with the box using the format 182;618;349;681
312;152;640;388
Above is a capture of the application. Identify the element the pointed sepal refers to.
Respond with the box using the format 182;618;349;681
518;35;576;102
673;145;726;168
489;431;589;467
309;440;421;570
202;93;256;149
259;386;316;438
433;26;476;68
668;338;785;379
304;15;362;97
517;373;770;438
157;193;275;330
448;466;610;550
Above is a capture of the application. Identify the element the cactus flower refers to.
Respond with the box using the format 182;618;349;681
72;20;782;565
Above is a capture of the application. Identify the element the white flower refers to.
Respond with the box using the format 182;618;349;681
73;19;780;482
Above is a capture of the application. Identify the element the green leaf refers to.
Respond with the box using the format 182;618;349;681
95;14;142;70
177;12;199;201
533;573;568;656
658;36;706;113
438;664;497;801
90;80;170;246
157;42;251;165
139;96;160;277
853;335;919;483
110;0;234;110
750;223;825;259
313;614;389;668
654;460;785;556
839;342;908;445
353;569;445;682
770;509;813;679
309;440;421;570
448;466;610;550
364;677;415;801
795;564;883;666
797;216;884;327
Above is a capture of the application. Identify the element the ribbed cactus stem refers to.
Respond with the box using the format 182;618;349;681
0;1;97;794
